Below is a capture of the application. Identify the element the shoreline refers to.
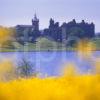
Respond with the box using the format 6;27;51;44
0;48;100;53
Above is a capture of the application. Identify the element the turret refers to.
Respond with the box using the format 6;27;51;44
49;18;55;29
32;14;39;31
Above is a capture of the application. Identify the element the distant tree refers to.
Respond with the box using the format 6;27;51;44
66;36;80;47
0;26;15;48
2;40;15;49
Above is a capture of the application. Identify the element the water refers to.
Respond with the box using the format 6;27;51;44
0;51;100;77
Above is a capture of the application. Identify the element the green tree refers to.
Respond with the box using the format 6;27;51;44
17;58;36;78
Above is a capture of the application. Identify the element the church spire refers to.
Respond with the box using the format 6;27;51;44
34;13;38;21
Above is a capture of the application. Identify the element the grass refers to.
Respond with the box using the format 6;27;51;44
0;37;100;52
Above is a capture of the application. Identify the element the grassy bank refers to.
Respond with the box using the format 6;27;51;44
0;37;100;52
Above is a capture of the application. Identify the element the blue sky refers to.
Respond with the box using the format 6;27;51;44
0;0;100;32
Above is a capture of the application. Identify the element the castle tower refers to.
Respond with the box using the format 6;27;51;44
49;18;55;29
32;13;39;31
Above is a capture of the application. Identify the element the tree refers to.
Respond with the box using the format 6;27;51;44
0;27;16;50
17;58;37;78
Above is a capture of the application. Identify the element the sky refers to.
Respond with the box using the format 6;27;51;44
0;0;100;32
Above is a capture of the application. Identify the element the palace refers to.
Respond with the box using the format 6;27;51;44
44;18;95;42
16;14;39;31
15;14;40;43
15;14;95;43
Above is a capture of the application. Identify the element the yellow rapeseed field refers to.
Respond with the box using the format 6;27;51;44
0;50;99;100
0;74;100;100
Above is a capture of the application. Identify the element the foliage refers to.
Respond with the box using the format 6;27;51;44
0;27;15;49
0;73;100;100
91;38;100;50
0;60;17;81
17;58;36;78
